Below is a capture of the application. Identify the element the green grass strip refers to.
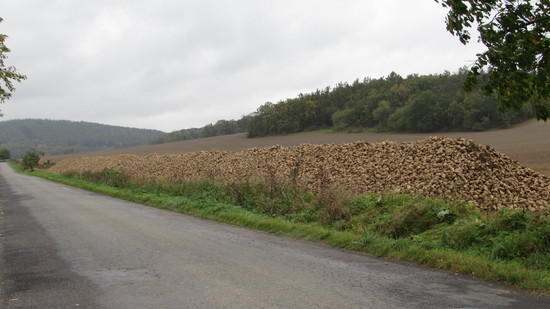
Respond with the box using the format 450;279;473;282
9;162;550;293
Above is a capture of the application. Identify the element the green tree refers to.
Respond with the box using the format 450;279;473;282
372;100;392;129
1;17;26;116
22;148;44;171
213;119;239;135
0;147;10;161
435;0;549;120
201;124;217;137
331;108;357;130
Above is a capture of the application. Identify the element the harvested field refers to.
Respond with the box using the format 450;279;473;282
49;137;549;212
45;120;550;176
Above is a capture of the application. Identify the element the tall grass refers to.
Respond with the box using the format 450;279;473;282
11;163;550;293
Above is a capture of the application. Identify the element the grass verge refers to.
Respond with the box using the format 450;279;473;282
9;162;550;293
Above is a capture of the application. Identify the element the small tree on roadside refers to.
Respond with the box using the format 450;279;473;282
0;147;10;161
22;148;44;171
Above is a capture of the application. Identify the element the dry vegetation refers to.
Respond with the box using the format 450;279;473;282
49;136;549;212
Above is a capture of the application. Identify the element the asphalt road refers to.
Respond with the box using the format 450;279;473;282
0;163;548;309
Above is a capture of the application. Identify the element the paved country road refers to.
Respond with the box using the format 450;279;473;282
0;163;548;309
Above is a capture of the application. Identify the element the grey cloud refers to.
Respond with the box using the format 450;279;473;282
1;0;484;132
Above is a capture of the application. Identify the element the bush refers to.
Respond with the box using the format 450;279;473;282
350;195;468;239
22;148;44;171
78;168;130;188
441;219;488;250
438;209;550;270
0;148;10;161
490;210;529;231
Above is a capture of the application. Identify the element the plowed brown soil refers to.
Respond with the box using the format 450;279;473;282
46;120;550;176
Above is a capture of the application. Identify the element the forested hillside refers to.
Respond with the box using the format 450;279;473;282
247;70;533;137
153;70;532;144
0;119;164;157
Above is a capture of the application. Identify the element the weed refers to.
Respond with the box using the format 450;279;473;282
440;219;489;250
11;160;550;293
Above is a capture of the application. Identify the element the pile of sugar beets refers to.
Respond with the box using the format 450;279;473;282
49;137;549;212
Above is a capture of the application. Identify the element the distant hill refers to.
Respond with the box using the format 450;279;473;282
0;119;164;158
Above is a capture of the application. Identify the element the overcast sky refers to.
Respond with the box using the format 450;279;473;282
1;0;484;132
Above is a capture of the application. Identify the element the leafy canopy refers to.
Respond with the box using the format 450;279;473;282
0;147;10;161
22;148;44;171
1;17;27;116
435;0;550;120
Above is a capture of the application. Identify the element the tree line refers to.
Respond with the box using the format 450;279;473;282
154;69;534;144
151;118;250;144
247;70;533;137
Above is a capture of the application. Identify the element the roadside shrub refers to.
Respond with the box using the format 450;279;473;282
227;181;313;219
316;185;352;229
78;168;130;188
490;210;530;232
526;252;550;270
489;218;550;269
441;219;489;250
103;168;129;187
438;209;550;270
0;148;11;161
361;195;468;239
491;231;540;260
22;148;44;171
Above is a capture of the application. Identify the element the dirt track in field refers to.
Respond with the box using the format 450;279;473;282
45;120;550;176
